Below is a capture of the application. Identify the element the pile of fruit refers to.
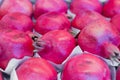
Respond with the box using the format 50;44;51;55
0;0;120;80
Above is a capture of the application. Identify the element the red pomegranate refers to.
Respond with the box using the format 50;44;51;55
0;0;33;19
111;14;120;33
72;10;106;30
61;53;111;80
16;57;57;80
34;0;68;19
70;0;102;15
103;0;120;18
0;12;33;32
78;19;120;60
35;12;71;35
0;30;34;69
36;30;76;64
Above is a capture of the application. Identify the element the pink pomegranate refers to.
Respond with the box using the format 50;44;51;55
34;0;68;19
70;0;102;15
61;53;111;80
78;19;120;59
0;0;33;19
72;10;106;30
35;30;76;64
116;66;120;80
0;72;2;80
16;57;57;80
35;12;71;35
103;0;120;18
111;14;120;33
0;12;33;32
0;30;34;69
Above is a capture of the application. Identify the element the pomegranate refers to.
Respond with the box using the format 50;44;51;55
72;10;106;30
34;0;68;19
78;19;120;60
70;0;102;15
0;0;33;19
0;21;10;32
35;12;71;35
61;53;111;80
103;0;120;18
116;66;120;80
16;57;57;80
0;12;33;32
111;14;120;33
35;30;76;64
0;30;34;69
0;72;2;80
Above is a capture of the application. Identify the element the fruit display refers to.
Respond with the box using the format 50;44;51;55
0;0;120;80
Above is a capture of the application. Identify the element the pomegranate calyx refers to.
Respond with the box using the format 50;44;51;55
33;38;53;54
112;52;120;59
66;14;73;20
33;39;46;52
32;35;39;42
110;56;120;66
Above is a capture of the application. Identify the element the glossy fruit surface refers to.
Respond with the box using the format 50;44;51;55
72;10;105;30
78;19;120;59
103;0;120;18
0;30;34;69
0;12;33;32
70;0;102;15
61;53;111;80
37;30;76;64
35;12;71;35
16;57;57;80
0;0;33;19
34;0;68;19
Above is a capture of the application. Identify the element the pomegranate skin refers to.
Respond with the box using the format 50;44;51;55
34;0;68;19
78;20;120;59
37;30;76;64
0;30;34;69
61;53;111;80
111;14;120;33
116;66;120;80
72;10;106;30
103;0;120;18
0;12;33;32
0;72;2;80
70;0;102;15
16;57;57;80
35;12;71;35
0;0;33;19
